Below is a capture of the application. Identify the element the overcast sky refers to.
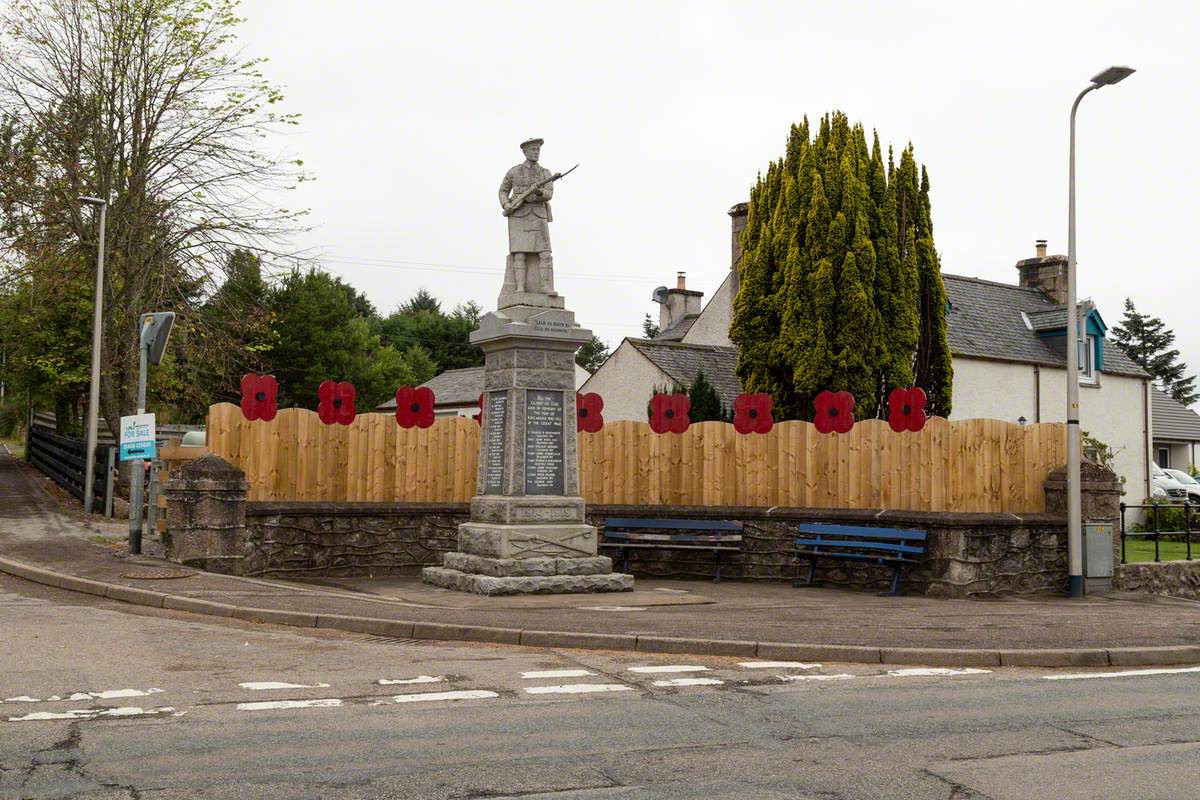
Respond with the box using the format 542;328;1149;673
238;0;1198;395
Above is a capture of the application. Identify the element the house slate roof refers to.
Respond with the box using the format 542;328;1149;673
1151;387;1200;442
656;314;699;342
942;274;1147;378
376;367;483;410
628;338;742;409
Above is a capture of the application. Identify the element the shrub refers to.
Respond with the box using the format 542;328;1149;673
1131;499;1198;533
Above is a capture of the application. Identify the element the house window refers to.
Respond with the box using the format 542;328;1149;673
1078;335;1098;384
1157;447;1170;469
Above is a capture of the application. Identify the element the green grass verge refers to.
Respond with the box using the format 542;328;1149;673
1123;537;1200;563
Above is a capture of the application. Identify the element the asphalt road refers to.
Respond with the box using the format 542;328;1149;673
3;573;1200;800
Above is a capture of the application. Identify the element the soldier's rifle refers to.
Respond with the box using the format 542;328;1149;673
501;163;579;216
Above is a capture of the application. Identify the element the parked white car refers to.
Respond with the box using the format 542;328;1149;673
1151;463;1191;502
1164;469;1200;504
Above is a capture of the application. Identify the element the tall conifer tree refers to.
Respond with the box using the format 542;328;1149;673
730;113;953;420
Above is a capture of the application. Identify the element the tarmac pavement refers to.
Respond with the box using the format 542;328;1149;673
3;451;1200;667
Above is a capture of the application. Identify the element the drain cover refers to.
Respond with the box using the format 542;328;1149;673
120;569;195;580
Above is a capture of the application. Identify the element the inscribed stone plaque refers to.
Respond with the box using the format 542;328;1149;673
524;389;564;495
483;391;508;494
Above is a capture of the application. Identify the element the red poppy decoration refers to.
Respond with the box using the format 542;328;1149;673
887;387;927;433
577;392;604;433
317;380;357;426
733;393;774;435
813;390;855;434
473;393;483;426
240;373;279;422
649;393;690;434
394;386;435;429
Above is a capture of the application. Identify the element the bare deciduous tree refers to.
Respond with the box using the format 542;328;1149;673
0;0;307;435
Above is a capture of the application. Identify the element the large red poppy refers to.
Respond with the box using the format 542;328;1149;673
394;386;435;429
887;387;927;433
240;373;279;422
577;392;604;433
733;393;774;434
649;393;690;434
813;390;855;434
317;380;357;426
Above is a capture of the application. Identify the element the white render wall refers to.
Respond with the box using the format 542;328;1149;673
579;340;672;422
682;271;735;347
951;356;1151;501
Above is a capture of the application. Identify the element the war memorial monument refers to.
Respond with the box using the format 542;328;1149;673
422;138;634;594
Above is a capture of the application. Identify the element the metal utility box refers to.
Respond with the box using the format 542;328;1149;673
1084;521;1115;594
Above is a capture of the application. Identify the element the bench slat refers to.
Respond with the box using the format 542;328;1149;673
796;550;919;565
795;523;927;541
600;543;741;552
605;531;741;542
795;538;924;556
604;518;743;532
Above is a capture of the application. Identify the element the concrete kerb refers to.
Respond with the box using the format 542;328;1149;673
3;555;1198;669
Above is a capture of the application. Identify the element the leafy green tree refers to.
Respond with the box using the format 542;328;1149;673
378;292;482;373
576;336;610;373
687;371;728;422
1112;299;1198;406
266;270;428;410
730;112;952;420
642;314;660;339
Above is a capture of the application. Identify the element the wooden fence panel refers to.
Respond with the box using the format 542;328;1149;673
205;403;1066;512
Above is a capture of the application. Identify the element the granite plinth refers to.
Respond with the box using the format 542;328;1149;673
443;551;612;577
458;522;597;559
471;495;585;525
422;566;633;596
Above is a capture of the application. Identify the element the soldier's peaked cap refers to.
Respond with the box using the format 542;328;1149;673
520;137;544;149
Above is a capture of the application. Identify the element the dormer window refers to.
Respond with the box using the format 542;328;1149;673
1079;334;1099;384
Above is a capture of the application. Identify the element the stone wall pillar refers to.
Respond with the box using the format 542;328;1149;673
163;455;250;575
1044;461;1123;591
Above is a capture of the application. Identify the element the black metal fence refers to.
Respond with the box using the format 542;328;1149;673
26;425;114;513
1119;502;1197;563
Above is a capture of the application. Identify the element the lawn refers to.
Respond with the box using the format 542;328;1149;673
1122;536;1200;564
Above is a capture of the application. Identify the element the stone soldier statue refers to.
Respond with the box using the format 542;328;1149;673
499;138;575;296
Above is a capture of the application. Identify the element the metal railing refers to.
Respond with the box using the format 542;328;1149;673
1120;502;1197;563
26;424;116;515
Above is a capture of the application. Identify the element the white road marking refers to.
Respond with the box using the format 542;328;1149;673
577;606;647;611
627;665;709;674
392;690;498;703
887;668;992;677
88;688;166;699
237;699;343;711
8;706;174;722
377;676;445;685
653;588;689;593
653;677;725;687
5;689;165;704
3;696;40;703
779;673;856;682
524;684;635;695
739;661;821;670
1043;666;1200;681
238;681;331;690
520;669;595;679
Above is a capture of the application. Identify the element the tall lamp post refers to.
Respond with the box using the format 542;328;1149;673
1066;65;1134;597
79;195;107;515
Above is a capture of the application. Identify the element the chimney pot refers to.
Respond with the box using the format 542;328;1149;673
676;271;686;290
1036;239;1047;258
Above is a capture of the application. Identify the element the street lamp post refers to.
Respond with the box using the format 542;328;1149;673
1066;65;1134;598
79;195;107;515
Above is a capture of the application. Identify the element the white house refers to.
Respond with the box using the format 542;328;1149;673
1151;387;1200;472
378;365;592;418
583;205;1153;499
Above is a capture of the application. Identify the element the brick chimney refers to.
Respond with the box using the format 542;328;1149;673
1016;239;1068;304
658;271;704;333
729;202;749;275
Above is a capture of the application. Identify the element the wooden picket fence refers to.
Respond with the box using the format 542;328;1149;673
206;403;1066;513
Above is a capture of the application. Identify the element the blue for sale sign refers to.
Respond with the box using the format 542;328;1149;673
119;413;156;461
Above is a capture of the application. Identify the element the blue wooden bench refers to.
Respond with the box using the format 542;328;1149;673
600;518;744;581
793;523;927;596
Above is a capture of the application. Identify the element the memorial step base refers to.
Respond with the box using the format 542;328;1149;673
443;551;613;577
422;566;634;596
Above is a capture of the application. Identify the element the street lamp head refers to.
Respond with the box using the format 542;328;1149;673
1091;66;1135;87
78;195;106;206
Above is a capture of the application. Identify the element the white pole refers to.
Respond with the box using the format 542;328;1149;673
82;199;107;514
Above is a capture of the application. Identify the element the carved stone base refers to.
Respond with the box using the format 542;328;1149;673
443;551;612;577
421;566;634;596
457;522;597;559
471;495;585;525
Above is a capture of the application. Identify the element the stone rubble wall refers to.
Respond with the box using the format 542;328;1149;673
1114;561;1200;599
